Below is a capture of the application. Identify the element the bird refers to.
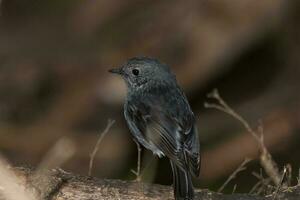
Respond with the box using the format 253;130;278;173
109;57;200;200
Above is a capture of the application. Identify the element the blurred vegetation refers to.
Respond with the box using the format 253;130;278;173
0;0;300;195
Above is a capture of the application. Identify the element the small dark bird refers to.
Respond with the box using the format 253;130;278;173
109;57;200;200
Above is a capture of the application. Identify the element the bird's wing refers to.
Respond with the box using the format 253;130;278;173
146;109;186;168
147;109;200;176
184;124;201;177
126;97;200;175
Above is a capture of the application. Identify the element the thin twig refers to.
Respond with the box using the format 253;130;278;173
205;89;281;186
273;166;287;200
251;169;272;195
205;89;261;143
285;164;292;186
249;181;262;195
251;170;265;195
258;180;273;195
88;119;115;176
218;158;251;193
232;184;237;194
298;168;300;186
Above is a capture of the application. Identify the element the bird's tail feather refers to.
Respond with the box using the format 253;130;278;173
170;160;194;200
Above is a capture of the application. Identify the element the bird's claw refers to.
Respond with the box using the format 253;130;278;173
131;169;142;182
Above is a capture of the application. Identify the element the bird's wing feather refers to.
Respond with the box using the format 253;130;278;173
184;124;201;177
125;88;200;175
145;111;186;169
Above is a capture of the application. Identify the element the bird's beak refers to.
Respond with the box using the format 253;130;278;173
108;67;123;75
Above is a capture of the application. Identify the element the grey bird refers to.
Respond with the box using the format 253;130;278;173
109;57;201;200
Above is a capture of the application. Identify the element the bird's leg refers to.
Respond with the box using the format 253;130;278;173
131;141;142;182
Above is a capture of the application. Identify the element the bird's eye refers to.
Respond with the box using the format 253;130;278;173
132;69;139;76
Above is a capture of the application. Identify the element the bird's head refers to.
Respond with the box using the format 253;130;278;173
109;57;175;90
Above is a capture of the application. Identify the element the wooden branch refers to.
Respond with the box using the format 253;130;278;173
0;167;299;200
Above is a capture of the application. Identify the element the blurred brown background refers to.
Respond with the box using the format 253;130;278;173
0;0;300;193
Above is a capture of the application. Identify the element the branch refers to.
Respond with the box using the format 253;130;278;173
204;89;281;186
88;119;115;176
0;167;299;200
0;158;36;200
218;158;251;193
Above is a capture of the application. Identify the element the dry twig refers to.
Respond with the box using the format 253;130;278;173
204;89;281;186
251;170;272;195
272;166;287;200
249;181;263;195
232;184;237;194
88;119;115;176
218;158;251;193
285;164;292;187
297;168;300;185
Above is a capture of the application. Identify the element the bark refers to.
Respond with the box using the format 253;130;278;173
0;167;299;200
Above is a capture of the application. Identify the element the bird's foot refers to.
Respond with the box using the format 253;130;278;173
131;169;142;182
132;141;142;182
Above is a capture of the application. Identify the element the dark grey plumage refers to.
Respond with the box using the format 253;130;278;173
109;57;201;200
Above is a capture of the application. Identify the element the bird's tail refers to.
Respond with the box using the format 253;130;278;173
170;160;194;200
